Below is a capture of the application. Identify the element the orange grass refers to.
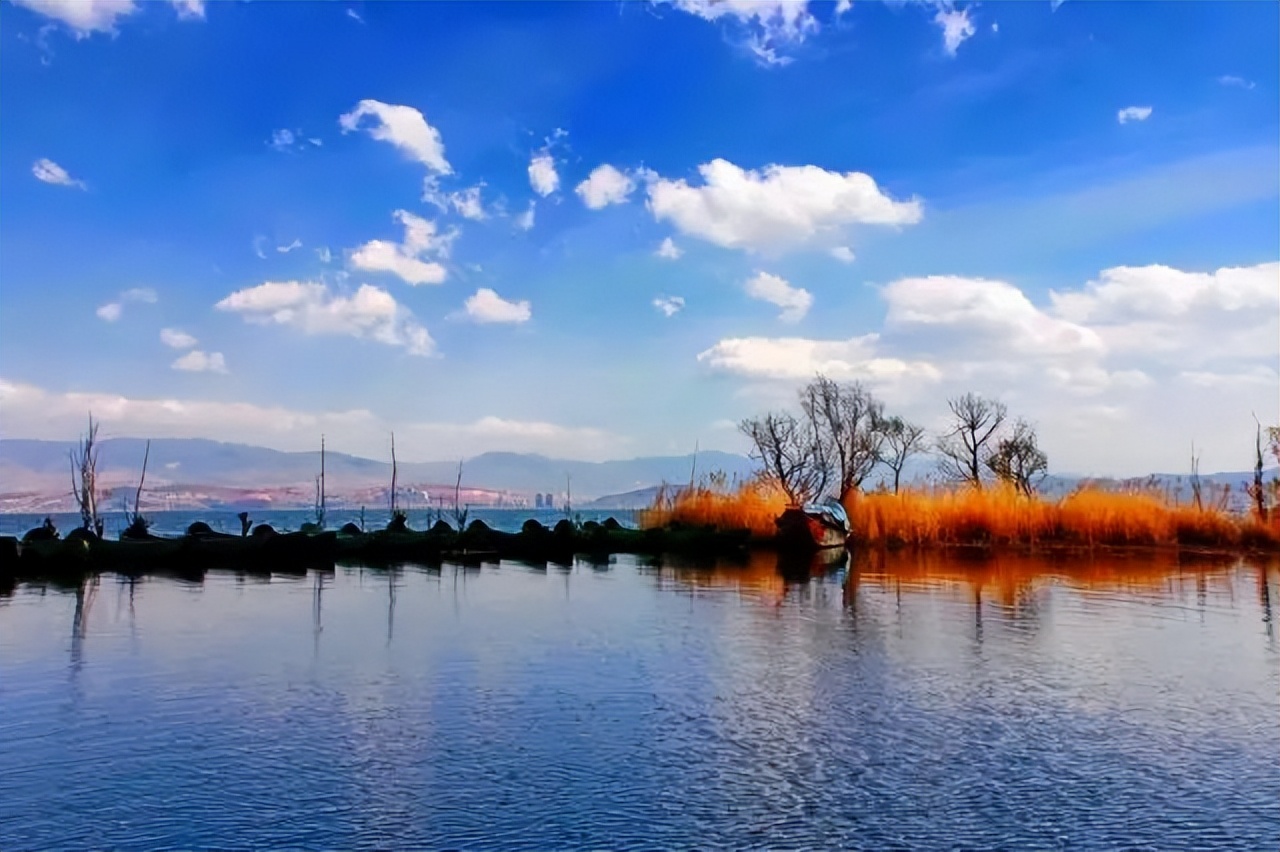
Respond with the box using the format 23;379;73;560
641;478;1280;552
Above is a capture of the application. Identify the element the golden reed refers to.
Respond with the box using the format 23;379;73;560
641;478;1280;551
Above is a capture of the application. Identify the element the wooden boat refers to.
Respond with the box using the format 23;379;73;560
775;499;850;551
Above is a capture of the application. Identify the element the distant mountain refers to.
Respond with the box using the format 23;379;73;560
0;438;756;512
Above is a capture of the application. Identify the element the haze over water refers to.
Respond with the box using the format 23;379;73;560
2;551;1277;850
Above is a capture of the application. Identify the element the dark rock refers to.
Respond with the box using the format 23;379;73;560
553;519;575;536
602;517;622;531
187;521;215;536
339;522;363;536
430;520;454;535
252;524;278;539
521;519;545;535
66;527;99;545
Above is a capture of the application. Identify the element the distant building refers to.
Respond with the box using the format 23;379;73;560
534;493;544;509
545;492;555;509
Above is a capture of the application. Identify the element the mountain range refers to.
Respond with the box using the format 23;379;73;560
0;437;1270;514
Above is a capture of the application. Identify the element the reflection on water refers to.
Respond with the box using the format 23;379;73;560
1;551;1277;851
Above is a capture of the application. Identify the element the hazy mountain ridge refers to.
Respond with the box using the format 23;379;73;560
1;438;1270;514
0;438;755;511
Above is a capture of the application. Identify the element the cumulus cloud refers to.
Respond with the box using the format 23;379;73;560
449;184;487;220
215;280;435;355
656;237;684;260
268;128;317;153
1117;105;1153;124
316;246;333;263
338;99;451;174
0;379;627;462
933;6;975;56
160;328;198;349
662;0;819;66
461;288;532;324
653;295;686;317
829;246;856;263
529;152;559;196
277;238;302;253
514;202;536;231
576;164;637;209
699;260;1279;474
744;271;812;323
647;158;922;252
698;334;941;383
96;287;156;322
32;158;85;189
349;209;453;286
172;350;227;373
11;0;202;35
884;275;1104;359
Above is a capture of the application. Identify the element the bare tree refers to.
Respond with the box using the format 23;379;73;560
985;419;1048;496
739;411;828;505
877;415;926;494
124;439;151;536
936;393;1008;488
69;414;103;536
1245;417;1269;521
450;460;470;530
1190;442;1203;511
799;375;885;501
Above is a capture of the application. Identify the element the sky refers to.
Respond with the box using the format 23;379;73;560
0;0;1276;476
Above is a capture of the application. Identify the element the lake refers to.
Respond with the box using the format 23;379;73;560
1;549;1277;850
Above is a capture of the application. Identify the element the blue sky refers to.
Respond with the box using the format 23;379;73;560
1;0;1276;476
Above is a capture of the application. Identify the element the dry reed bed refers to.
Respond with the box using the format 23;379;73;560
640;480;1280;552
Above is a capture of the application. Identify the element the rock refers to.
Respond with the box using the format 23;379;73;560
187;521;215;536
339;522;362;536
251;524;278;539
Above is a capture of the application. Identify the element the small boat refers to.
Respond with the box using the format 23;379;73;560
776;498;850;551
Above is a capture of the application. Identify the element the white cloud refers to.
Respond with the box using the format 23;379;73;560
172;350;227;373
664;0;819;66
653;295;686;317
1117;105;1153;124
884;275;1104;359
699;260;1279;475
461;288;532;324
529;152;559;196
349;209;453;286
698;334;941;383
743;271;813;323
160;328;198;349
252;236;268;259
647;158;922;252
10;0;138;35
576;164;637;209
829;246;855;263
269;128;296;151
834;0;852;16
277;238;302;253
933;6;975;56
449;184;487;220
32;158;85;189
991;21;998;33
514;202;536;231
316;246;333;264
96;287;156;322
1216;75;1256;90
215;280;435;355
338;99;451;174
656;237;684;260
11;0;201;35
170;0;203;19
346;8;363;23
0;379;627;462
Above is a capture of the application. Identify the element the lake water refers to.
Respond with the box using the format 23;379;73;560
2;549;1277;850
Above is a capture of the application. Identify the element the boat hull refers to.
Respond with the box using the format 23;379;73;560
776;507;848;551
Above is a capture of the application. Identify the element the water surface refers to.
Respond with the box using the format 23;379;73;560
2;551;1277;850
